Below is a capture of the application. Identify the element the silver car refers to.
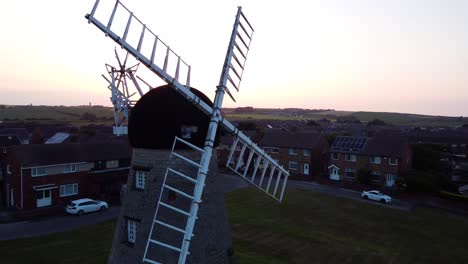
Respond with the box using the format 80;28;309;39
66;198;109;216
361;190;392;204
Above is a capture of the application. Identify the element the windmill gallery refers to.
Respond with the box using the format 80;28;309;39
85;1;290;263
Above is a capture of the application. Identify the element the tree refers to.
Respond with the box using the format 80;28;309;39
367;118;387;126
80;112;97;122
237;121;256;131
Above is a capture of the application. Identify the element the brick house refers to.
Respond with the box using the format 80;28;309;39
327;135;411;188
259;130;329;178
1;142;131;211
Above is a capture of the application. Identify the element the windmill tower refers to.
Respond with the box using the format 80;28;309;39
85;1;290;263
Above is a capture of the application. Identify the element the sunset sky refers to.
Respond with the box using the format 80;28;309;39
1;0;467;116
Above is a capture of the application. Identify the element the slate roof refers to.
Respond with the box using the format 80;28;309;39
259;130;322;149
0;128;29;142
0;135;21;147
12;142;131;167
361;134;408;158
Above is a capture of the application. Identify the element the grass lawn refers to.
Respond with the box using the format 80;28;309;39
1;188;467;263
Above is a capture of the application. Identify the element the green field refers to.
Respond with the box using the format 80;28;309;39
0;105;113;122
1;188;467;264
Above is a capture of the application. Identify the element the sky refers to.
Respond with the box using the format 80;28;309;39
1;0;468;116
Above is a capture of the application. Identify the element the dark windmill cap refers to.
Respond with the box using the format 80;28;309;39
129;85;219;150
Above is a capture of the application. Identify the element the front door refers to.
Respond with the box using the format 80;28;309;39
329;167;340;180
303;163;310;175
36;189;52;208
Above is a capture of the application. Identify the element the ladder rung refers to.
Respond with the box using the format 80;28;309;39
238;22;251;40
168;168;198;184
164;184;195;200
227;75;239;91
232;53;244;70
143;258;162;264
229;64;242;80
171;152;201;168
175;136;205;153
155;220;187;234
240;11;254;31
236;32;249;49
234;42;247;59
159;201;191;216
149;239;182;253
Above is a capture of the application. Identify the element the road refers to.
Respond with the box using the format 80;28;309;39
0;174;418;241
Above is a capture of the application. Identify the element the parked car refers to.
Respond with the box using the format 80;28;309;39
361;190;392;204
66;198;109;216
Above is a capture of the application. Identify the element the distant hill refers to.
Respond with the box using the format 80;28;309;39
0;105;114;125
0;105;466;127
223;107;468;127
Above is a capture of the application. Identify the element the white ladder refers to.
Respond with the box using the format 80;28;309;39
143;137;204;264
226;136;289;202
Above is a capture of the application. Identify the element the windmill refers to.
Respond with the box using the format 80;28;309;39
102;49;144;136
85;1;290;263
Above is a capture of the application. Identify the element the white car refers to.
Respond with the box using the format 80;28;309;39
66;198;109;216
361;190;392;204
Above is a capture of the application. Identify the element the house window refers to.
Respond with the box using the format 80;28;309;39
135;171;146;189
389;158;398;165
64;164;77;173
94;161;106;170
369;156;381;164
7;164;11;174
289;148;299;155
345;168;356;178
31;167;47;177
271;148;279;153
60;183;78;197
263;147;271;153
345;154;356;162
127;219;137;243
370;171;381;182
331;153;339;160
106;160;119;169
304;149;311;156
289;161;298;170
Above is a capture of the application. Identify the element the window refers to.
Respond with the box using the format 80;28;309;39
60;184;78;197
289;148;299;155
289;161;298;170
345;168;356;178
271;148;279;153
2;147;6;153
135;171;146;189
263;147;271;153
304;149;311;156
94;161;106;170
7;164;11;174
370;171;381;182
106;160;119;169
331;153;339;160
345;154;356;162
370;156;381;164
64;164;77;173
31;167;47;177
127;220;137;243
389;158;398;165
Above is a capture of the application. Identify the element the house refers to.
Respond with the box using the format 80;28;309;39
327;134;411;189
259;130;329;178
0;128;29;144
1;142;131;211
